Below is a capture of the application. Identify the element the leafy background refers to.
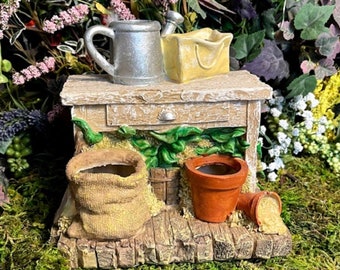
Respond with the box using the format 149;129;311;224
0;0;339;269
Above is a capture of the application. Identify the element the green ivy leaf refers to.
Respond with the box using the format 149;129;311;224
195;146;220;155
232;30;265;61
211;132;233;143
141;146;159;157
159;146;178;165
221;138;236;154
231;127;246;138
150;126;202;144
131;138;151;150
286;74;317;99
294;4;334;40
237;139;250;150
170;140;186;153
145;156;158;169
117;125;136;138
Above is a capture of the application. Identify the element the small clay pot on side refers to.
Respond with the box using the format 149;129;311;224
185;154;248;223
236;191;282;225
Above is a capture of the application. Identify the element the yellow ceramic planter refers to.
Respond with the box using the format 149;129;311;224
162;28;233;83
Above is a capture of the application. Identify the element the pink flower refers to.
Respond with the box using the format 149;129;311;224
21;68;34;80
42;20;58;33
59;11;72;24
43;57;55;70
110;0;135;20
42;4;89;34
0;0;20;39
51;15;64;30
66;4;89;22
300;60;315;74
74;4;89;16
27;65;41;78
12;57;56;85
279;21;294;41
12;72;25;85
36;62;49;73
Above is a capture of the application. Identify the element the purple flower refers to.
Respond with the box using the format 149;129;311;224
27;109;47;132
0;110;29;141
47;103;67;123
0;109;47;142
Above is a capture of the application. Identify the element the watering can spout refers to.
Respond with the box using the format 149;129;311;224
161;10;184;36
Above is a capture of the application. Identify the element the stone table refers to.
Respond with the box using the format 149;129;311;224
60;70;272;192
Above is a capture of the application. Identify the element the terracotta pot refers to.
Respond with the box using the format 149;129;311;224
236;191;282;225
185;154;248;223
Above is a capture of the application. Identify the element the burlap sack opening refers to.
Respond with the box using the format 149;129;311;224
66;148;151;240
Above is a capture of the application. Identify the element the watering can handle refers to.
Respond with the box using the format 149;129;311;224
84;25;116;76
195;42;225;70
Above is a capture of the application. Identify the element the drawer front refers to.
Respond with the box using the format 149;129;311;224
106;101;247;128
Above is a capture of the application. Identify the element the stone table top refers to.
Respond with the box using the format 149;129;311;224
60;70;272;106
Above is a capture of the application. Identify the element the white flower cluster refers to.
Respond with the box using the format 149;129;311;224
259;90;339;181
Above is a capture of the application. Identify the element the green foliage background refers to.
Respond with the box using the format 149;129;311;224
0;0;339;269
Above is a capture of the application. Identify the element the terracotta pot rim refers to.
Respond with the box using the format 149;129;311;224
185;154;248;190
185;154;248;177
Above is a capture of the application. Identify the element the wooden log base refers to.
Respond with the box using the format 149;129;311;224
53;208;292;269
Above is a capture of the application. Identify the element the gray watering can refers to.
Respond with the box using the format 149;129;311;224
84;11;184;85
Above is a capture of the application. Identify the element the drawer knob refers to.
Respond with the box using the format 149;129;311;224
158;110;176;121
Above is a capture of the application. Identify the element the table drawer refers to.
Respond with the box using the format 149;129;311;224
106;101;247;128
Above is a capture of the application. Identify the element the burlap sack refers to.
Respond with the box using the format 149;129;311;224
65;148;151;240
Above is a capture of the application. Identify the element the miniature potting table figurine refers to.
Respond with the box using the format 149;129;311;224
51;70;292;269
60;70;270;192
